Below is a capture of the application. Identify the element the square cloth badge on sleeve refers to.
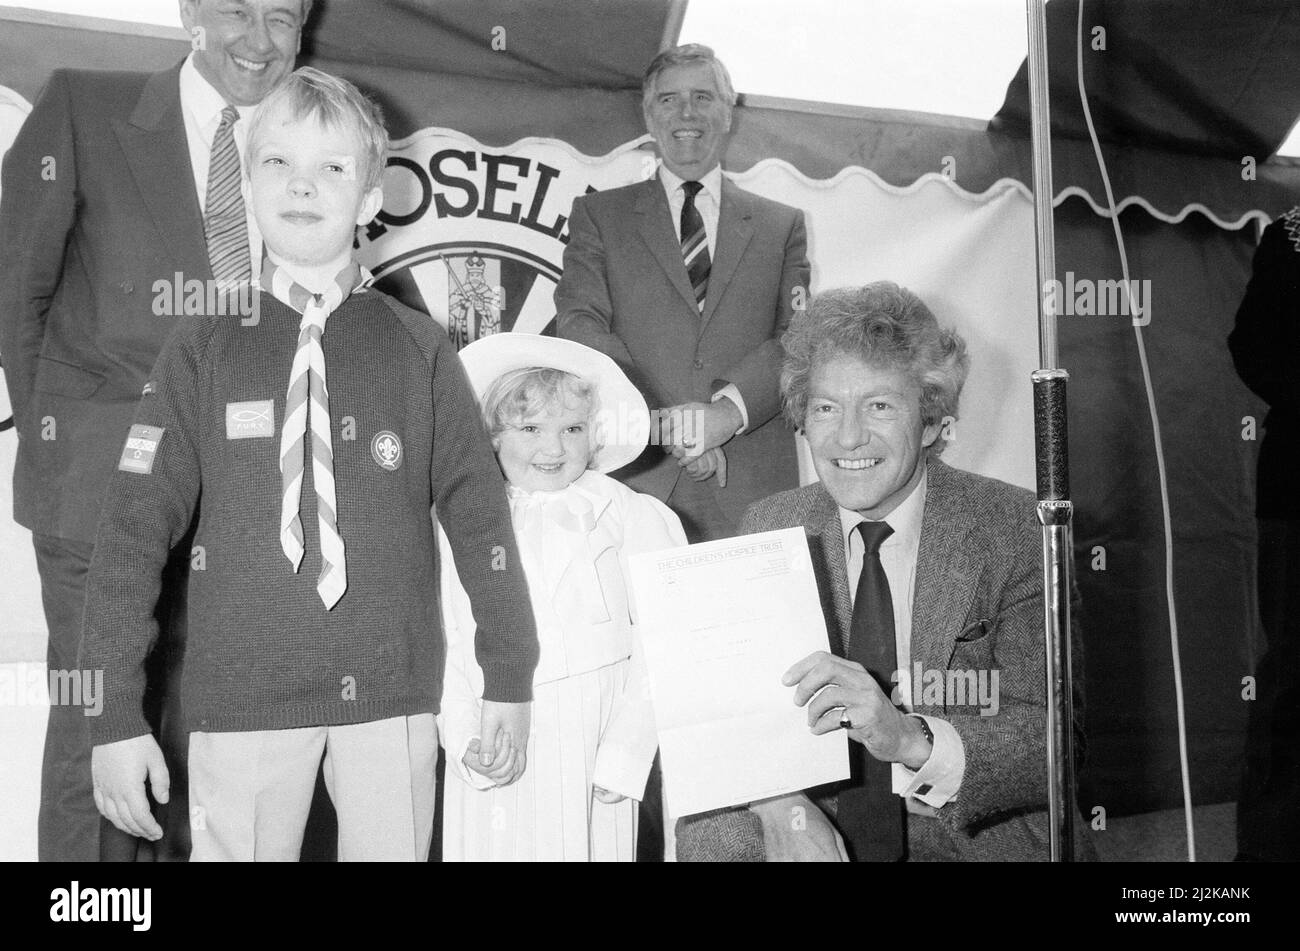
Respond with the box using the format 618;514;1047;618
118;424;165;474
225;400;275;439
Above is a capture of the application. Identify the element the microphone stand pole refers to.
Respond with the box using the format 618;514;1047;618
1025;0;1076;861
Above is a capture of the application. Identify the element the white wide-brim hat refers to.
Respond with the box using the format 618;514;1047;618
457;332;650;474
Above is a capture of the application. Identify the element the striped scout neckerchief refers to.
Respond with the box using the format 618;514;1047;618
265;258;369;609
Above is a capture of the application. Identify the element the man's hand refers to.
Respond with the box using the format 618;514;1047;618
593;785;626;804
783;651;933;769
680;446;728;485
478;700;531;781
91;734;169;840
658;398;743;457
749;793;848;862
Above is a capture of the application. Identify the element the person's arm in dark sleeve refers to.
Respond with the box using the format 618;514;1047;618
0;70;78;437
428;338;538;702
1229;216;1300;413
555;195;657;396
716;208;809;431
80;318;209;745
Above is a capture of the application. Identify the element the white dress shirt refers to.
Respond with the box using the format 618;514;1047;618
656;162;749;433
179;55;263;267
838;468;967;808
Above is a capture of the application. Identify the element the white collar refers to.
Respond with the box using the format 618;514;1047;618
837;465;928;554
507;470;613;528
180;53;256;129
658;163;723;204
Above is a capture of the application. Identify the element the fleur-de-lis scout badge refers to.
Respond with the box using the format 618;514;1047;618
371;430;403;470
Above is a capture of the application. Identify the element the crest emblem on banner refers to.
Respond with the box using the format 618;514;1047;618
444;250;502;349
356;128;653;350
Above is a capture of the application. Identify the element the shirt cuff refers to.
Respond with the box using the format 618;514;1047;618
711;385;748;434
892;715;965;808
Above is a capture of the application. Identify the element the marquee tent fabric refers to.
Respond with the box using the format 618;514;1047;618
2;0;1299;827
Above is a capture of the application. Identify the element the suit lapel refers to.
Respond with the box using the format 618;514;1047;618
113;63;212;283
701;179;755;328
912;461;982;677
633;179;698;313
802;484;851;657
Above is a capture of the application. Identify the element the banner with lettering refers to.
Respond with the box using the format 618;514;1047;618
355;128;1040;491
356;128;655;346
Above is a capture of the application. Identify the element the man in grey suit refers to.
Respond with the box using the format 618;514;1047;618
556;43;808;544
555;43;808;859
0;0;307;860
677;283;1088;861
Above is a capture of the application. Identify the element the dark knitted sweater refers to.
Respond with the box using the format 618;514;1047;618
81;286;539;743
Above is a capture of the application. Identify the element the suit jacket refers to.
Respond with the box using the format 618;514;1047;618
0;63;212;542
677;458;1092;861
1228;207;1300;519
554;175;808;526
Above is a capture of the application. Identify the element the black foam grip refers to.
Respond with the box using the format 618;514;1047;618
1033;374;1069;501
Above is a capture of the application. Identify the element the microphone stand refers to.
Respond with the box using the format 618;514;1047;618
1025;0;1076;861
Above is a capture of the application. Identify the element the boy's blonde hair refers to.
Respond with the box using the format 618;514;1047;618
246;66;388;192
482;367;602;467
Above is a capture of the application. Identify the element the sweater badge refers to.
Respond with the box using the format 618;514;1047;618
225;400;275;439
371;431;403;470
118;424;164;474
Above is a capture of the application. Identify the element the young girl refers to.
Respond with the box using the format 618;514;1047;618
438;333;686;861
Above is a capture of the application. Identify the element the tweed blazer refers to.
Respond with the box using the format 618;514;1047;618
677;458;1091;861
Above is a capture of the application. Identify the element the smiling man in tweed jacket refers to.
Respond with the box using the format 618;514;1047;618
676;282;1088;862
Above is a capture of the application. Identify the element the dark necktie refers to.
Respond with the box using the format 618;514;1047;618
837;520;907;861
680;181;710;312
204;105;252;288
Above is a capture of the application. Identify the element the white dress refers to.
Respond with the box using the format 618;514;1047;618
438;470;686;861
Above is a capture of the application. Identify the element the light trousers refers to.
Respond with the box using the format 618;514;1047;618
188;713;437;861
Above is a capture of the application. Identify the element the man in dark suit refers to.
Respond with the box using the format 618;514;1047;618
1229;206;1300;862
677;283;1089;861
0;0;307;861
556;43;808;545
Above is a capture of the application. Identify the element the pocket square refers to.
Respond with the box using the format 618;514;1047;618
956;617;991;642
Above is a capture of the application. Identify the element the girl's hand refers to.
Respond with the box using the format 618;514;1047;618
462;735;523;786
593;785;626;804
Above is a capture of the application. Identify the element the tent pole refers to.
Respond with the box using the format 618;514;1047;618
1025;0;1076;862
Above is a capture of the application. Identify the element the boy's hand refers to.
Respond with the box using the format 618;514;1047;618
478;700;531;777
462;736;523;786
91;735;169;841
593;785;626;804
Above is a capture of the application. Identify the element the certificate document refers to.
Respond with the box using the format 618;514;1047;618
628;527;850;817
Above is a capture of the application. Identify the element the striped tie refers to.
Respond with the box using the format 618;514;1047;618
272;263;359;609
680;180;711;312
205;105;252;289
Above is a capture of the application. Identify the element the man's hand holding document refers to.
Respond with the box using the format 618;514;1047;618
628;527;849;817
